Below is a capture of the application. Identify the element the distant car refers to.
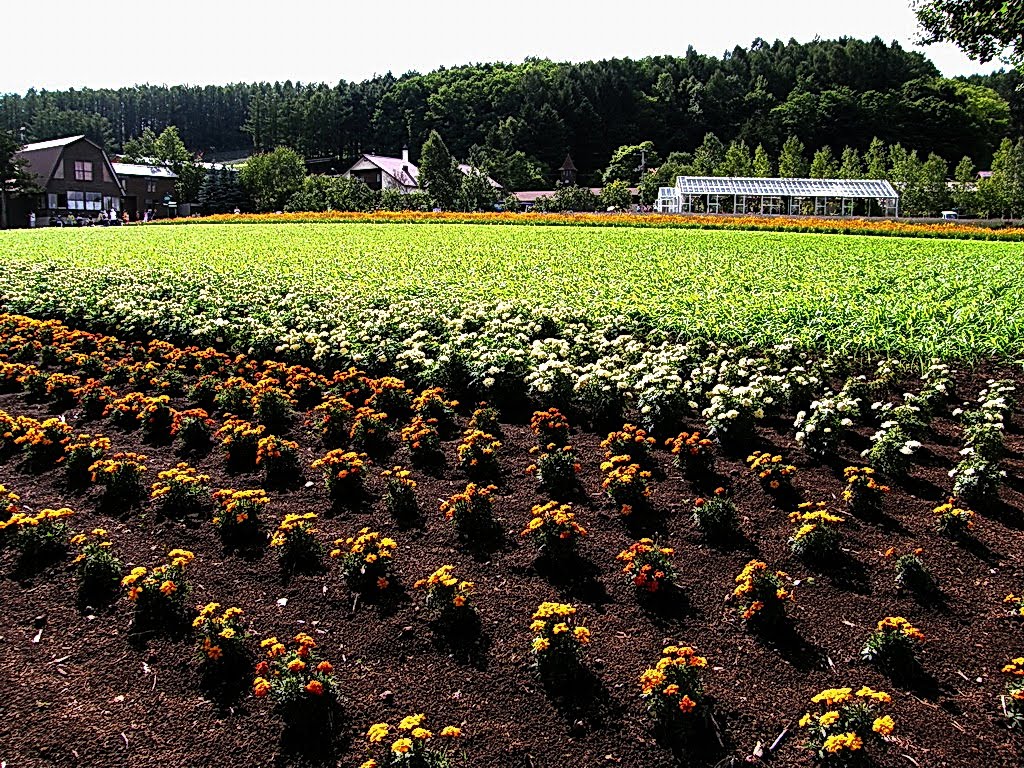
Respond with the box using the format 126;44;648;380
941;210;959;221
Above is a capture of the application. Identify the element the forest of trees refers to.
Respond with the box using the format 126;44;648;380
1;37;1021;189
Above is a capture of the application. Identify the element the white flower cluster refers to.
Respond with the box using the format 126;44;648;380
793;393;859;456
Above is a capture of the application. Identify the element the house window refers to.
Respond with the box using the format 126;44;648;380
147;180;157;193
102;196;120;212
85;192;103;211
47;193;58;210
67;191;85;210
74;161;93;181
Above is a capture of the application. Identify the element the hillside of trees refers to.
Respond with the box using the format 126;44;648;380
2;37;1021;188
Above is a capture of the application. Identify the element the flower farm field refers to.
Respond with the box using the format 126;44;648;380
0;223;1023;768
0;222;1022;362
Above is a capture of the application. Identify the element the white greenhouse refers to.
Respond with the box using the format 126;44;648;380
656;176;899;217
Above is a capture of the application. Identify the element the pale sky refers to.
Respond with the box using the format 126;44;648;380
0;0;1002;94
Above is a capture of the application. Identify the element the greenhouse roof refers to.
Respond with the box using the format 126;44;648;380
674;176;898;198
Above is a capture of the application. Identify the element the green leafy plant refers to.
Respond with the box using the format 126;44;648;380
521;501;587;557
193;603;248;665
440;483;497;539
788;502;844;561
797;686;895;764
90;452;148;505
121;548;195;625
526;443;581;497
149;462;213;517
311;449;367;502
330;528;397;592
731;559;792;628
381;466;418;519
269;513;322;570
253;633;337;718
639;645;709;727
616;538;675;594
861;616;924;667
691;487;737;539
212;488;268;542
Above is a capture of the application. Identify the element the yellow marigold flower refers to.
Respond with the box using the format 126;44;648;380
398;713;425;731
532;637;551;653
367;722;391;743
360;761;379;768
855;686;892;703
287;658;306;672
812;688;853;706
260;636;279;648
391;737;413;754
252;677;271;697
573;626;591;644
219;627;236;640
269;642;287;657
159;580;177;596
411;727;432;740
552;622;569;635
640;668;667;693
823;732;863;753
128;586;142;602
818;710;840;726
305;680;324;695
799;712;812;728
872;715;895;736
440;725;461;738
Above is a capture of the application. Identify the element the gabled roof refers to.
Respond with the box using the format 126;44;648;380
16;136;91;187
457;163;502;189
15;135;123;193
353;154;420;188
112;162;178;180
559;154;577;172
19;135;88;152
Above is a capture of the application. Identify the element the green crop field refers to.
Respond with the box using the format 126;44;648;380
0;222;1021;361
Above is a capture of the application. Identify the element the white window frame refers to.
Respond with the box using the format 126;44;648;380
67;191;85;210
74;160;93;182
85;192;103;211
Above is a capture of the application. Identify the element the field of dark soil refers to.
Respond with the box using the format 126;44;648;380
1;322;1023;768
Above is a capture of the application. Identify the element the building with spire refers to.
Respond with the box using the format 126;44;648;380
559;153;577;186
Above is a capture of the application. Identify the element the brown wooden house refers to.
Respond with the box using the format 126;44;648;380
112;162;178;221
14;135;124;225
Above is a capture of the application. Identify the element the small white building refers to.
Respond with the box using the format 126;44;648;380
346;148;420;193
344;147;501;194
